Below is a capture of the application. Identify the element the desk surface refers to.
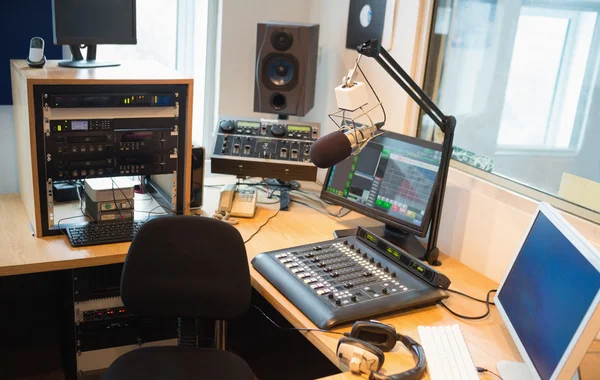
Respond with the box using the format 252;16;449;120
0;178;598;379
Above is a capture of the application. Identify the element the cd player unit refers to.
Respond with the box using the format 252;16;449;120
211;116;319;181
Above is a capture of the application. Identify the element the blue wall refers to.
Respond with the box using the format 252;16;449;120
2;1;63;105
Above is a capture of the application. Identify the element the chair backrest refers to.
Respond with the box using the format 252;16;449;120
121;216;251;320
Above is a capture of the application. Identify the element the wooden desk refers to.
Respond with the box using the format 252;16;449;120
0;178;598;379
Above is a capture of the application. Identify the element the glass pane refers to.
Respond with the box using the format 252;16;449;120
95;0;177;69
421;0;600;213
497;15;568;147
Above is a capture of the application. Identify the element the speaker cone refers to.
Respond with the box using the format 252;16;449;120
271;31;293;51
263;54;298;89
270;93;287;110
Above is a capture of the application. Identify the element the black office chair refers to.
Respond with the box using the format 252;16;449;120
103;216;254;380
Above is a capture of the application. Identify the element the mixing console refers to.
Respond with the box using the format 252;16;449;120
252;226;450;329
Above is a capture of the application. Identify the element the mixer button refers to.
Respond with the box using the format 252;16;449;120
286;263;298;268
363;272;372;277
291;268;303;273
313;246;323;251
305;253;314;258
330;272;340;278
275;254;287;259
311;258;320;263
317;289;330;296
343;283;353;288
317;263;326;268
323;267;332;272
304;278;317;284
391;288;398;293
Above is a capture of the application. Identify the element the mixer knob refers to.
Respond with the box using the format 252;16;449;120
382;288;389;294
363;272;372;277
335;298;342;306
223;136;229;142
391;272;397;278
328;293;335;299
344;283;353;289
362;253;368;259
349;244;355;249
270;124;286;137
369;258;375;263
323;267;332;272
376;262;382;268
343;240;349;245
219;120;235;133
311;258;320;263
331;272;340;278
313;246;323;251
383;267;389;272
305;253;314;258
351;296;358;302
317;263;326;268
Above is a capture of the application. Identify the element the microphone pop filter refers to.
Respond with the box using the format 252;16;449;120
309;131;352;168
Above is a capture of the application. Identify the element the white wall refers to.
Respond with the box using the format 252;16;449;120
0;106;18;193
217;0;313;118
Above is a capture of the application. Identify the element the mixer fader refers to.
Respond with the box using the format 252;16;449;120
252;226;450;329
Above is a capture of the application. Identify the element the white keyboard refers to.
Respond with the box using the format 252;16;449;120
418;324;479;380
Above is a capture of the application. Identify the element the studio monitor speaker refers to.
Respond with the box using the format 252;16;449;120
254;22;319;117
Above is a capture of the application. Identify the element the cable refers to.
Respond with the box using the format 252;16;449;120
111;180;124;220
291;198;351;218
445;288;496;306
357;64;387;126
477;367;503;379
244;208;280;243
251;305;344;336
438;290;497;320
57;214;92;235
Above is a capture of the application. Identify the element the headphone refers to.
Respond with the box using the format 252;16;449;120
336;321;427;380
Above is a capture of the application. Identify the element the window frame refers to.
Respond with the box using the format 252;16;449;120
418;0;600;225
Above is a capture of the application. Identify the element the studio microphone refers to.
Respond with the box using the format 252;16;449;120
309;122;382;168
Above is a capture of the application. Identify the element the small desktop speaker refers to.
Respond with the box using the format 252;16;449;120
254;22;319;117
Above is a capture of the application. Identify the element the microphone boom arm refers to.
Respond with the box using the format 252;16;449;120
356;39;456;266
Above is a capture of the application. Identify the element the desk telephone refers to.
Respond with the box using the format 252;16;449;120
218;184;257;218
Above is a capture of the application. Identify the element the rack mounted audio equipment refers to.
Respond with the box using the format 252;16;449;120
251;226;450;329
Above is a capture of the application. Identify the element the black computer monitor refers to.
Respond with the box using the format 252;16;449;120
52;0;137;68
320;131;443;258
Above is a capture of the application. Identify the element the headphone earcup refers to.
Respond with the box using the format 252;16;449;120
336;336;385;374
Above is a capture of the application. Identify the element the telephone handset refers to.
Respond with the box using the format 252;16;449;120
218;184;257;218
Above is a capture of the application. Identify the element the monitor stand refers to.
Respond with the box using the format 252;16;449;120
58;45;120;68
496;361;580;380
334;224;435;264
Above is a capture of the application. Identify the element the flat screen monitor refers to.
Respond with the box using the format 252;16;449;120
320;131;443;238
495;203;600;380
52;0;136;68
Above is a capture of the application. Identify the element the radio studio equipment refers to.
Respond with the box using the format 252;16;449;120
84;178;135;222
211;116;320;181
337;321;427;380
251;226;449;329
309;39;455;171
254;22;319;117
311;39;455;265
35;86;191;237
65;265;177;379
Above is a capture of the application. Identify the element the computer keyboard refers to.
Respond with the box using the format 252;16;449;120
66;221;146;247
418;324;479;380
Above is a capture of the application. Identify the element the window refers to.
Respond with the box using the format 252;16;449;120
421;0;600;216
65;0;216;145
